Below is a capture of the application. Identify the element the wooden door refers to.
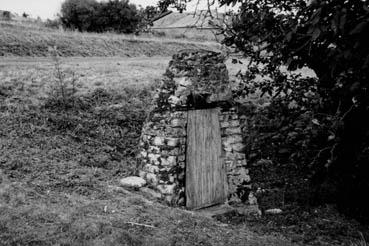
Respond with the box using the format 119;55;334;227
186;108;226;209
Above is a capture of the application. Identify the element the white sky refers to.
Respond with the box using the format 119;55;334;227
0;0;234;20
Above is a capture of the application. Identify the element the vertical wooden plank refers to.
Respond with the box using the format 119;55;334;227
186;108;225;209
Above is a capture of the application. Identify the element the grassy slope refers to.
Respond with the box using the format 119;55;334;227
0;21;220;57
0;58;295;246
0;22;366;245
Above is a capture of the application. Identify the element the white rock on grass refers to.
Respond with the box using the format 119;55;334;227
119;176;146;188
265;208;283;215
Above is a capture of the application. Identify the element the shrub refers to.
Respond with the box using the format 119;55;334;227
45;47;80;110
1;11;12;21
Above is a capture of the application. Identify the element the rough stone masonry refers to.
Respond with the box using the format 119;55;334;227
137;49;251;207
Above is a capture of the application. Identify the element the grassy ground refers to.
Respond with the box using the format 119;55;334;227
0;57;169;99
0;56;299;246
0;21;220;57
1;56;368;245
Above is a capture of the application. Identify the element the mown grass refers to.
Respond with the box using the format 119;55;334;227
0;21;220;57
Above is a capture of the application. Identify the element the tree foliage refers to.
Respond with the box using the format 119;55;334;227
60;0;141;33
166;0;369;221
137;6;160;32
222;0;369;221
158;0;186;13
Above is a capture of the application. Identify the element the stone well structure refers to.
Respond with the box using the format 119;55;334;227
137;49;251;207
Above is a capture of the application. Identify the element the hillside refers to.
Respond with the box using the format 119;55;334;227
0;21;220;57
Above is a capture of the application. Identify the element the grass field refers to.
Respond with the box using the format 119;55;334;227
1;55;367;245
0;57;169;100
0;56;300;246
0;21;221;57
0;19;367;245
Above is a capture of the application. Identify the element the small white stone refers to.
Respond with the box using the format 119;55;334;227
168;95;181;105
220;121;230;128
238;168;251;182
225;127;242;135
167;156;176;165
173;77;192;87
223;135;243;145
148;153;160;164
231;114;239;120
171;119;182;127
229;120;240;127
140;150;148;158
160;156;176;166
160;158;169;166
174;86;187;96
231;143;246;152
237;159;247;166
153;137;164;146
166;138;179;147
119;176;146;188
265;208;283;215
145;164;159;173
146;173;158;185
223;146;232;152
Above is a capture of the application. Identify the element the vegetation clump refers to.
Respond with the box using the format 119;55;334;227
222;0;369;222
60;0;143;33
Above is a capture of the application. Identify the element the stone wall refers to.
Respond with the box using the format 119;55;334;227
219;108;251;204
138;111;187;206
137;49;252;207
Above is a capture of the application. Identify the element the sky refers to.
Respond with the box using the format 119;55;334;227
0;0;234;20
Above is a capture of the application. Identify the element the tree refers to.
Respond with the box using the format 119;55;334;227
60;0;98;31
166;0;369;221
60;0;140;33
137;5;160;32
222;0;369;221
157;0;186;13
95;0;140;33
